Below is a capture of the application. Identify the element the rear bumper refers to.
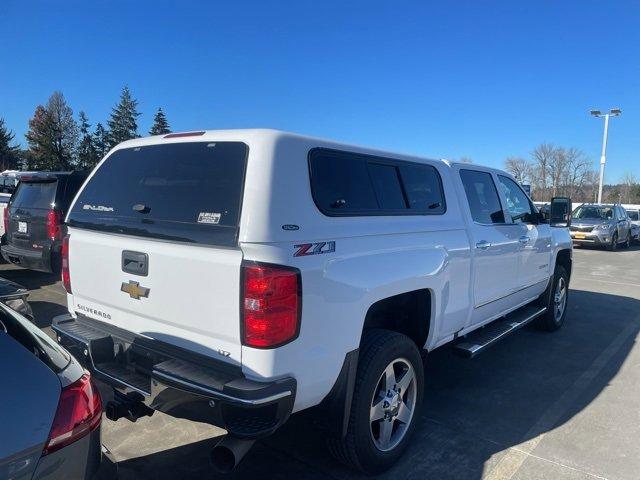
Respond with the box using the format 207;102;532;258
0;243;55;272
52;314;296;439
32;425;102;480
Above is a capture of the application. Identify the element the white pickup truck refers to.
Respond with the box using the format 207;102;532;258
52;130;573;474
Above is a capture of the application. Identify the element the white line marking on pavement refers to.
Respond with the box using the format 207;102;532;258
483;319;639;480
486;449;610;480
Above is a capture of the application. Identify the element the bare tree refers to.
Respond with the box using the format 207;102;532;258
548;147;573;197
559;148;591;199
620;171;638;204
582;169;600;203
505;143;601;202
504;157;532;184
531;143;556;199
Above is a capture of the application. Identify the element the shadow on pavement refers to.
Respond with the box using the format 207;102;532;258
110;288;640;479
0;265;60;290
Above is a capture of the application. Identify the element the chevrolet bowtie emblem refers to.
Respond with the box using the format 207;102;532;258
120;280;150;300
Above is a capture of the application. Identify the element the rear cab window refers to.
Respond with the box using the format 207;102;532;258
627;210;639;221
308;149;446;216
68;142;249;247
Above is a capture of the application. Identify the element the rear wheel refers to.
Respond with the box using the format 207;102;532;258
328;329;424;474
535;265;569;331
623;231;631;249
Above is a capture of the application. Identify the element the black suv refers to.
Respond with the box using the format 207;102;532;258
2;172;88;273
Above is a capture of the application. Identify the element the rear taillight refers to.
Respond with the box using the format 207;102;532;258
62;235;71;293
3;206;8;234
242;263;301;348
46;209;62;240
43;373;102;455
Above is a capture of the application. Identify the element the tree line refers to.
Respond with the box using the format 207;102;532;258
504;144;639;204
0;87;171;171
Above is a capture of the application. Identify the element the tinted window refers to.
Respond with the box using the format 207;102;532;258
459;170;505;224
368;163;405;209
309;151;378;213
61;175;88;210
12;181;57;209
309;149;446;216
627;210;639;221
68;142;248;246
399;164;446;213
497;175;534;223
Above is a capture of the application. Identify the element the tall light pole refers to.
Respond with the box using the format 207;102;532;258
590;108;621;203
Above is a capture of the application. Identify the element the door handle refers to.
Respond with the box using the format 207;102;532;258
476;240;492;250
519;236;530;245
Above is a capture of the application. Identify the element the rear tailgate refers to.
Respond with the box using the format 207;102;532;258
66;141;249;366
67;228;243;364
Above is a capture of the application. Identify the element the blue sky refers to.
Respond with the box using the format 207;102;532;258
1;1;638;182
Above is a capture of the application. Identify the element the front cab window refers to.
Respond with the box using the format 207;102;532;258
497;175;535;224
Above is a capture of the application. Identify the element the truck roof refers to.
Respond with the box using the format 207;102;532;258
112;128;450;168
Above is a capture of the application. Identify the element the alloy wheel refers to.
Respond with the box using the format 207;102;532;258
554;276;567;322
369;358;417;452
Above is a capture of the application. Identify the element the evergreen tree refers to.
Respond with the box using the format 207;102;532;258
25;91;78;170
77;111;99;169
93;122;108;160
107;86;140;147
0;118;20;171
149;107;171;135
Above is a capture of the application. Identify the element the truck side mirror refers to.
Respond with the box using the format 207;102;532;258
550;197;571;227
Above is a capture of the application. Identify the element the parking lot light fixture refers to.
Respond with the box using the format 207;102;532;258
590;108;622;203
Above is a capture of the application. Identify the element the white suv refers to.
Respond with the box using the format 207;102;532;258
53;129;572;473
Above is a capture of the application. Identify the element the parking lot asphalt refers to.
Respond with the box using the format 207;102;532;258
4;245;640;480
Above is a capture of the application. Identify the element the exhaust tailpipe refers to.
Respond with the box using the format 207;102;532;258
210;436;256;473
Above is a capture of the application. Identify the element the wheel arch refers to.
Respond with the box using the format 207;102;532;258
360;289;433;349
317;288;434;439
555;248;572;280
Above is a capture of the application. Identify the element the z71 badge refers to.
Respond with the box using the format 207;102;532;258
294;241;336;257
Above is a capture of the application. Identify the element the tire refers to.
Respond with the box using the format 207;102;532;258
535;265;569;332
623;232;631;249
607;232;618;251
328;329;424;474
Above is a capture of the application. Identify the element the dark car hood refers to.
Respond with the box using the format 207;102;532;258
0;278;28;298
